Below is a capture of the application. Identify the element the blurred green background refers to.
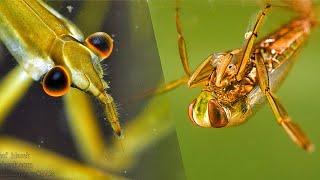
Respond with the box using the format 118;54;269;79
149;0;320;179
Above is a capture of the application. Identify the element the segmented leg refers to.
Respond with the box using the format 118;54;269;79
133;0;208;99
254;52;313;152
236;4;271;81
98;92;122;137
127;75;189;103
99;95;175;171
176;0;192;76
0;66;33;125
150;76;189;95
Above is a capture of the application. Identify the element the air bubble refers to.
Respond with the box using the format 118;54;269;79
66;5;74;13
245;31;252;39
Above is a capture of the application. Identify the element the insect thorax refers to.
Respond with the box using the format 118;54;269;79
208;59;256;105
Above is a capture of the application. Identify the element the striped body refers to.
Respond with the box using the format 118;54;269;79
0;0;83;80
224;17;313;126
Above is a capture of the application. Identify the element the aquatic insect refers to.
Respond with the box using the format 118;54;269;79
154;0;318;152
0;0;121;136
0;0;176;178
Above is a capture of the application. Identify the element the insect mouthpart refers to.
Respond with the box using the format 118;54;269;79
188;91;228;128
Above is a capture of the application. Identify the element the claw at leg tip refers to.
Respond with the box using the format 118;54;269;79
306;144;315;153
114;129;124;139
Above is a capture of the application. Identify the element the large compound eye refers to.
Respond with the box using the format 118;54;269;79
85;32;113;60
207;99;228;128
42;66;71;97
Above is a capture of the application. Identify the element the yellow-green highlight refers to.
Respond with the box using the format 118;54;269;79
0;137;124;179
0;66;32;125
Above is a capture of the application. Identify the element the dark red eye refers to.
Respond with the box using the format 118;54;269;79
85;32;113;60
42;66;71;97
208;99;228;128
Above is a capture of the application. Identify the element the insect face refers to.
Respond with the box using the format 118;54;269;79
211;49;242;88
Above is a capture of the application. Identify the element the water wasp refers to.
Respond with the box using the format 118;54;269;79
152;0;318;152
0;0;180;179
0;0;122;136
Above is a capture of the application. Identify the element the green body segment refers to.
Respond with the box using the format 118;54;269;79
0;0;83;80
0;0;121;135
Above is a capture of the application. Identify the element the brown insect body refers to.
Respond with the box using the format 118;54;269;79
155;1;317;151
210;17;313;108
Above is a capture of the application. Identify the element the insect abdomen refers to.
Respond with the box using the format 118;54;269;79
260;18;312;65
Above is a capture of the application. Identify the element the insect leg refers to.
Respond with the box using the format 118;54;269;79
148;75;189;95
100;95;175;171
98;92;122;137
0;137;122;179
254;52;313;152
0;66;33;125
236;4;271;81
127;75;189;103
66;87;178;171
176;0;192;76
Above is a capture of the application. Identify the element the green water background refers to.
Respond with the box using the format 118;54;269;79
149;0;320;179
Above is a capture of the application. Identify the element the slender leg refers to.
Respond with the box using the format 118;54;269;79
149;75;189;95
64;89;177;172
132;0;193;100
127;75;189;103
254;52;313;152
98;92;122;137
102;94;174;171
0;66;33;126
0;137;123;179
236;4;271;81
176;0;192;76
